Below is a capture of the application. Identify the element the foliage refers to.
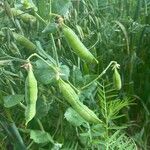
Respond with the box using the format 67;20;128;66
0;0;149;149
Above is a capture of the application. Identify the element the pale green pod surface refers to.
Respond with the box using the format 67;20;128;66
25;63;38;125
73;101;101;124
113;68;122;90
13;32;36;53
25;104;36;126
58;78;101;124
58;78;79;106
62;25;98;64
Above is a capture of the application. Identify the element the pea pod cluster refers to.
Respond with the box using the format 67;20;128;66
25;63;38;125
113;68;122;90
58;78;101;124
62;24;98;64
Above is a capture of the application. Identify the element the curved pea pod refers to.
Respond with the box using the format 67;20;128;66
113;68;122;90
11;8;36;23
13;32;36;53
25;63;38;125
62;24;98;64
58;78;79;106
25;103;36;126
73;101;101;124
58;79;101;124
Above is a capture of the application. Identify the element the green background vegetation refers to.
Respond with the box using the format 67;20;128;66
0;0;149;149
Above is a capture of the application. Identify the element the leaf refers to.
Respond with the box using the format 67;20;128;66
107;130;137;150
35;98;50;119
30;130;54;144
78;132;89;145
52;0;72;16
107;98;131;121
51;143;63;150
42;22;58;34
80;82;97;100
91;124;106;137
64;107;86;126
79;75;97;101
3;95;24;108
35;41;56;65
60;65;70;81
34;60;56;85
72;66;84;87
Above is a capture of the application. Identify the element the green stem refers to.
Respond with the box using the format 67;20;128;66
51;34;59;66
49;13;61;18
81;61;117;90
19;102;26;109
67;80;80;93
36;118;45;132
34;12;47;25
1;55;27;63
27;140;34;150
49;0;52;14
27;53;57;72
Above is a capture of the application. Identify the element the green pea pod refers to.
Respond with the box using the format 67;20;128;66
25;103;36;126
62;24;98;64
11;8;36;23
25;63;38;125
73;100;101;124
58;78;79;106
58;79;101;124
13;32;36;53
113;68;122;90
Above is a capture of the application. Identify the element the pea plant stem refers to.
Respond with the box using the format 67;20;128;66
51;34;59;67
67;80;80;93
0;55;27;63
27;141;34;150
81;61;117;90
36;118;45;132
49;0;52;15
19;102;26;109
27;53;57;73
49;13;61;18
34;12;47;25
